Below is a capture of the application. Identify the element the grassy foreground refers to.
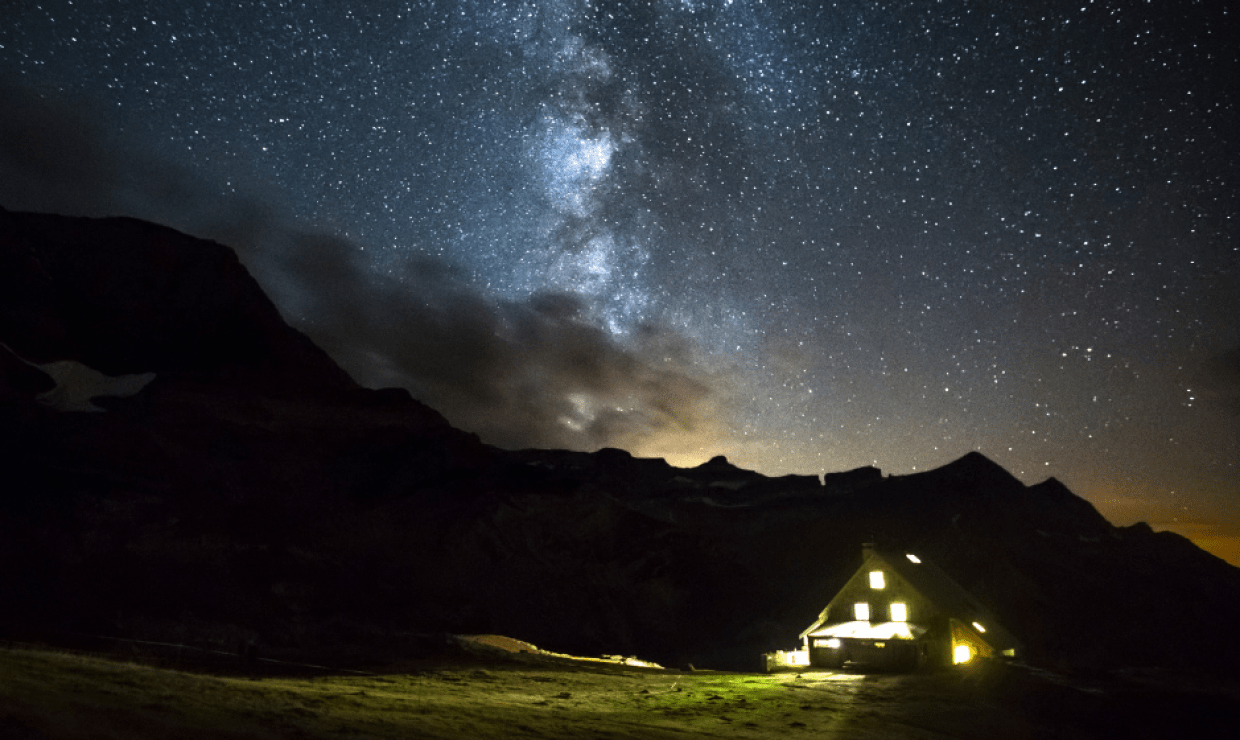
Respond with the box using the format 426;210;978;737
0;645;860;739
3;644;1238;739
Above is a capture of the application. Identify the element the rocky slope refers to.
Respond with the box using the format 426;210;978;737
2;205;1238;673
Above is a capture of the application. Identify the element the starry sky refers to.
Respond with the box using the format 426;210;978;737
2;1;1238;563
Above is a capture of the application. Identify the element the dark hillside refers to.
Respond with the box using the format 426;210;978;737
2;206;1238;673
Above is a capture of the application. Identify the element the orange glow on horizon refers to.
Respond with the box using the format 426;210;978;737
627;446;1240;568
1151;524;1240;568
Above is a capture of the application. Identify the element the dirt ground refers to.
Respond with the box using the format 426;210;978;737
2;642;1237;739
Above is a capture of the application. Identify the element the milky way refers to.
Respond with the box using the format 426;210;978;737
2;1;1237;562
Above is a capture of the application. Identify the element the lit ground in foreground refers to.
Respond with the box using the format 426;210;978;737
1;645;1237;739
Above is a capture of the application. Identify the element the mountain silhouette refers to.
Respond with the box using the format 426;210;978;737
2;205;1238;673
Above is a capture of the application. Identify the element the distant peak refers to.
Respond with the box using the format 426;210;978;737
1035;476;1070;493
596;447;634;461
958;450;996;465
698;455;733;469
930;451;1022;487
693;456;760;479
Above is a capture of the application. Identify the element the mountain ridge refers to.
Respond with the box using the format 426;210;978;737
2;206;1238;673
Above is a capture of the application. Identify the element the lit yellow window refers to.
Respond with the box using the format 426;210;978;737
953;644;973;664
869;571;885;589
854;602;870;621
890;603;908;621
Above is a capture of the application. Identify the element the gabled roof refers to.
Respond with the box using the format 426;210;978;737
801;545;1022;653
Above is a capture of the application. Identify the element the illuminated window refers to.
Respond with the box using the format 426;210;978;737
971;621;986;633
854;602;870;621
890;603;908;622
953;644;973;664
869;571;885;589
906;553;921;564
825;638;841;649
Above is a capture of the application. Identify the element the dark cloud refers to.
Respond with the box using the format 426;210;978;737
1;79;726;456
257;229;723;452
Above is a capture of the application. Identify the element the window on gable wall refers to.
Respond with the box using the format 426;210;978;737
890;603;907;621
869;571;885;589
854;602;870;621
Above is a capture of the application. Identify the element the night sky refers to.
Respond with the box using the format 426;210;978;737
2;1;1238;563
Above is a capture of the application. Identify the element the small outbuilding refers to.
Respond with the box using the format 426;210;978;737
771;543;1021;671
